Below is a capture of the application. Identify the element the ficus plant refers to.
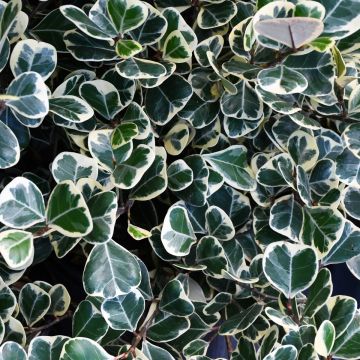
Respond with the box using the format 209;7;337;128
0;0;359;359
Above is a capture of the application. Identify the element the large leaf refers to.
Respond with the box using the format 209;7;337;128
60;338;112;360
263;241;318;298
83;239;141;298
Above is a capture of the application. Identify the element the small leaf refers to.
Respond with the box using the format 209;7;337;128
19;283;51;327
161;204;196;257
60;338;112;360
101;289;145;331
314;320;335;357
159;279;194;317
47;181;93;237
0;177;45;229
115;39;143;59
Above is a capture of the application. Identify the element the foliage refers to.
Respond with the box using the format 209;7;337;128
0;0;359;359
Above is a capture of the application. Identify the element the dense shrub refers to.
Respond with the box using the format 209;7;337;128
0;0;359;358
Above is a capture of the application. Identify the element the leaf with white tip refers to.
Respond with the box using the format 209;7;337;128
60;338;112;360
205;205;235;241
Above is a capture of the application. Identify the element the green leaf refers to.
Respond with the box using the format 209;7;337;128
47;181;93;237
203;145;256;191
19;283;51;327
221;80;263;120
161;204;196;257
263;345;297;360
129;147;167;201
328;295;357;338
259;326;279;360
5;72;49;119
198;1;237;29
142;340;175;360
101;289;145;330
265;307;298;331
60;5;113;41
288;130;319;171
83;191;118;244
343;186;360;220
115;39;143;59
319;0;360;39
195;35;224;67
175;155;209;207
159;279;194;317
336;148;360;186
29;336;70;360
107;0;148;34
10;39;56;80
196;236;228;278
343;123;360;158
301;206;345;257
0;342;27;360
284;51;335;97
51;152;98;184
205;205;235;241
48;284;71;317
0;120;20;169
269;195;303;242
163;30;191;63
167;160;193;191
0;230;33;270
203;292;231;315
263;241;318;298
0;280;16;322
303;268;332;318
147;311;190;343
0;176;45;228
314;320;335;357
145;74;193;125
73;300;109;341
63;30;117;62
88;129;132;172
116;57;167;80
83;239;141;298
332;313;360;359
49;96;94;123
323;221;360;265
60;338;112;360
257;65;308;95
127;222;151;240
219;303;263;335
79;80;123;121
111;144;155;189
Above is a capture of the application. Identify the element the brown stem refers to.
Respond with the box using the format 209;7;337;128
115;304;159;359
225;335;234;355
25;311;72;334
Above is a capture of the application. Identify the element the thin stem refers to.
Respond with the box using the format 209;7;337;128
25;311;72;334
